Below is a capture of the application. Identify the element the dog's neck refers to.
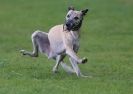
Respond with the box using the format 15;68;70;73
70;30;80;40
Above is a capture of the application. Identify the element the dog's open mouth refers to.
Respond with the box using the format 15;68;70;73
65;21;81;31
66;26;72;31
66;24;80;31
65;23;73;31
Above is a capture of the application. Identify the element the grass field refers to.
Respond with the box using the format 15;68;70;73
0;0;133;94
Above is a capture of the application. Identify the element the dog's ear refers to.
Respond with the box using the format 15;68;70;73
68;6;75;11
81;9;89;16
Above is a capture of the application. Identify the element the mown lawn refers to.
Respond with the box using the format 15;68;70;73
0;0;133;94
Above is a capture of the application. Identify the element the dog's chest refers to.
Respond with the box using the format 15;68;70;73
70;31;80;51
70;31;79;43
63;31;80;50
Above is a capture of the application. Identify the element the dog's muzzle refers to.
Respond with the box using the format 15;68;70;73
65;19;82;31
65;20;74;31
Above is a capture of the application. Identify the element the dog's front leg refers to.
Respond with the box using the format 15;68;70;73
66;48;87;64
69;57;89;77
69;57;81;76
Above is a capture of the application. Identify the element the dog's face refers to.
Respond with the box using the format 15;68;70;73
65;7;88;31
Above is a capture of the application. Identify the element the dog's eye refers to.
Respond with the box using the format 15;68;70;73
74;17;79;20
67;15;70;18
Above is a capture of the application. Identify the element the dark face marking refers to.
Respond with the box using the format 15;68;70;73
65;8;88;31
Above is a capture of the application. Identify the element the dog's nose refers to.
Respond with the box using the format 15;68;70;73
66;23;71;27
66;21;73;27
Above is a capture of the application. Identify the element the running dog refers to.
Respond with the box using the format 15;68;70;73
20;6;89;77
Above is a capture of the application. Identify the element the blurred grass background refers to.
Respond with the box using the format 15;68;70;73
0;0;133;94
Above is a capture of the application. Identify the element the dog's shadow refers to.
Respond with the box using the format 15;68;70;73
30;69;93;80
30;71;78;80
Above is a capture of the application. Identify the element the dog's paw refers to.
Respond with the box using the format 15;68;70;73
52;67;59;73
80;74;93;78
20;50;26;55
81;57;88;64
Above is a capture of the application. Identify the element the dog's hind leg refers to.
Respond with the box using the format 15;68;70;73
20;30;50;57
60;62;75;74
20;31;39;57
52;55;65;73
53;55;75;74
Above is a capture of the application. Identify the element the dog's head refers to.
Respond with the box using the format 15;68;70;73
65;6;89;31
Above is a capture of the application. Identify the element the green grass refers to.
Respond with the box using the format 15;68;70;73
0;0;133;94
